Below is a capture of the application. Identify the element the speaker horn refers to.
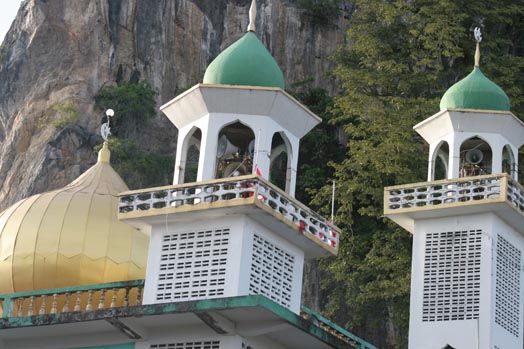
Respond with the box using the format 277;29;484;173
217;135;239;158
465;149;483;165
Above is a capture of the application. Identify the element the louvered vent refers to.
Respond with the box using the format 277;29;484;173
156;228;230;302
422;230;482;322
495;235;521;337
249;233;294;308
150;341;220;349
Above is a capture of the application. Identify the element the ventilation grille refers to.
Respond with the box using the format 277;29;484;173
151;341;220;349
495;235;521;337
422;230;482;322
249;233;294;308
156;229;230;302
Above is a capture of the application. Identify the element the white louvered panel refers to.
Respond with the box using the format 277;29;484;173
156;228;230;302
495;234;521;337
150;341;220;349
422;230;482;322
249;233;294;308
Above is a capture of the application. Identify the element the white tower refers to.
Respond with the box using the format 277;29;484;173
117;4;339;347
385;30;524;349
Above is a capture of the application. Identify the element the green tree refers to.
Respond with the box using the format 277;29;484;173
318;1;524;348
95;82;156;136
292;80;345;204
97;138;174;190
94;81;174;189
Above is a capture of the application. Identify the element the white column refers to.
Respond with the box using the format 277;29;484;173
173;127;191;185
254;128;272;182
427;142;437;181
490;139;503;174
198;117;218;181
511;144;519;180
448;136;461;179
288;137;300;197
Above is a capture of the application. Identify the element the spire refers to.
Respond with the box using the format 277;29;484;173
98;108;114;163
247;0;256;32
474;27;482;67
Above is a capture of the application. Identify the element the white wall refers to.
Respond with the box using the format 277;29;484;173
409;213;524;349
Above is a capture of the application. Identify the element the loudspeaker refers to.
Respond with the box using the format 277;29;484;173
217;135;239;158
465;149;483;165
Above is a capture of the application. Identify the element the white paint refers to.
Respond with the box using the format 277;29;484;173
415;109;524;180
408;213;524;349
143;215;304;314
162;85;320;197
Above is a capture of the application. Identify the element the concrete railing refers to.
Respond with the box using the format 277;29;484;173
0;280;144;318
384;173;524;215
118;175;339;251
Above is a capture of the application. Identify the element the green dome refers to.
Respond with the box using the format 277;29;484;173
440;67;510;111
203;32;285;89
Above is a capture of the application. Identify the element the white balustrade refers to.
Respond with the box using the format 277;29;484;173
386;174;524;216
119;176;339;250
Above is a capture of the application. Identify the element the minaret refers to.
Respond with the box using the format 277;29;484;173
385;28;524;349
119;0;338;326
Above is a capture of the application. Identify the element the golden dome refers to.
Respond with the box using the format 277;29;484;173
0;143;148;293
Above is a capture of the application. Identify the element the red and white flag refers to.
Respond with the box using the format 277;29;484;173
254;164;263;177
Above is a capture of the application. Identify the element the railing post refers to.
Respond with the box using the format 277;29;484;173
500;173;509;203
1;296;11;318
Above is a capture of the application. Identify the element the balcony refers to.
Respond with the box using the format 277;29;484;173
118;175;339;256
384;174;524;233
0;281;377;349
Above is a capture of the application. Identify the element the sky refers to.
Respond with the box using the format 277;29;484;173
0;1;23;43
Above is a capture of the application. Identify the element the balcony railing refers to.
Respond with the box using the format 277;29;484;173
384;173;524;216
0;280;144;318
118;175;339;252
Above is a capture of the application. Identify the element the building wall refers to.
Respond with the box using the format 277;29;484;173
409;213;524;349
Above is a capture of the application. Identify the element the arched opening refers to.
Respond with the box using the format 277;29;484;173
502;145;516;178
183;128;201;183
269;132;291;192
433;141;449;180
459;137;492;177
215;121;255;178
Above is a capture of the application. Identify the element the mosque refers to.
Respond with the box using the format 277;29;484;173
0;1;522;349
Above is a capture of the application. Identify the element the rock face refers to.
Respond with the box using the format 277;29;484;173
0;0;348;209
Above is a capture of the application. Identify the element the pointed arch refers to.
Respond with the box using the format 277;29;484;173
270;131;292;192
502;144;517;178
431;141;449;180
215;121;255;178
179;126;202;183
459;136;493;177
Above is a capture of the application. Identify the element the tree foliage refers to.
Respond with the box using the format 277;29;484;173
316;1;524;348
292;80;345;204
295;0;342;25
95;82;156;136
94;81;174;189
98;138;174;190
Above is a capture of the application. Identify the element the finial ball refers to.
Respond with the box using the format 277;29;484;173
105;109;115;117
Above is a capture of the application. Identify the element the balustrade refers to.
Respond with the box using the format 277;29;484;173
0;280;144;318
119;175;339;251
385;174;524;216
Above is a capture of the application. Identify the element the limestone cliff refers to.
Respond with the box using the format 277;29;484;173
0;0;348;209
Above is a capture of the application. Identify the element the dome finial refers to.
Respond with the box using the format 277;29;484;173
98;141;111;163
247;0;256;32
98;108;114;163
474;27;482;67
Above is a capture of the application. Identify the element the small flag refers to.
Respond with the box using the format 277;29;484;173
254;164;263;177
